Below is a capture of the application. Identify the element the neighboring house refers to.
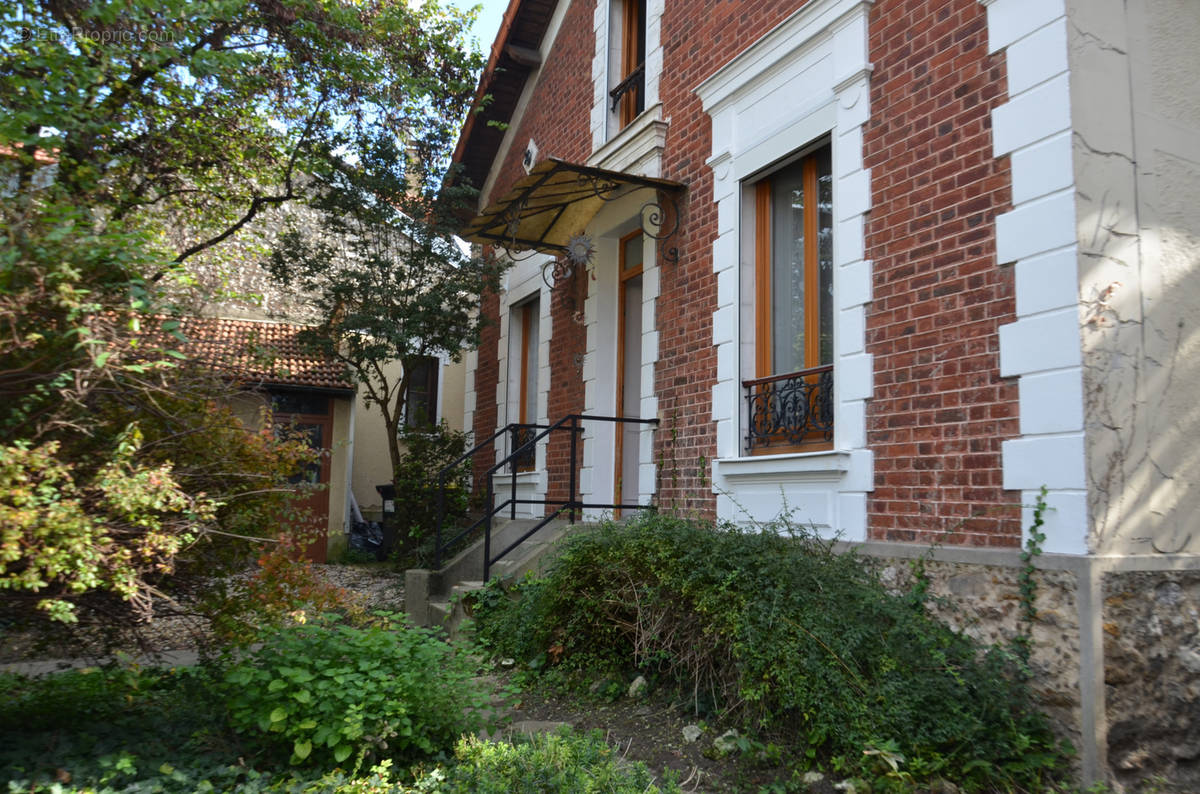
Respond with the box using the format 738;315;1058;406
177;315;462;562
450;0;1200;786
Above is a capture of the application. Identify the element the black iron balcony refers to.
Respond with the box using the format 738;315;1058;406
609;62;645;115
744;364;834;452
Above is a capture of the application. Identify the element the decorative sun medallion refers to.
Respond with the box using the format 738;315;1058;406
565;234;595;267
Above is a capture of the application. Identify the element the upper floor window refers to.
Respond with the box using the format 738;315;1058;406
609;0;646;129
745;143;834;452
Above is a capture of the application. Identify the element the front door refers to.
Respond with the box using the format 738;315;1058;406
616;231;644;512
273;393;332;563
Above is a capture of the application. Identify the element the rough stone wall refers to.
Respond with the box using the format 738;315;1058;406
1103;570;1200;788
863;0;1021;548
1070;0;1200;556
875;556;1083;754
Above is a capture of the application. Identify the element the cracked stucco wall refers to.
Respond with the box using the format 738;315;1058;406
1069;0;1200;555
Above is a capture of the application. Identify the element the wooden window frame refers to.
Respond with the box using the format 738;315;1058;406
749;146;833;453
404;356;439;429
513;299;540;473
617;0;646;128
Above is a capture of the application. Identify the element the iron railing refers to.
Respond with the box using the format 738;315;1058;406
433;414;658;580
609;62;645;114
744;364;834;451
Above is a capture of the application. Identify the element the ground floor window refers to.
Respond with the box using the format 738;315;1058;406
745;142;834;453
509;297;540;471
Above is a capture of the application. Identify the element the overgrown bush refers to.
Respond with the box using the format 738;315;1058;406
222;614;494;767
0;663;239;792
472;513;1069;790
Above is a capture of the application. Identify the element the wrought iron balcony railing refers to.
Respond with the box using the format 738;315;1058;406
744;364;834;452
609;62;645;114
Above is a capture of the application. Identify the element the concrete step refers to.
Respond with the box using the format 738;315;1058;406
406;517;587;632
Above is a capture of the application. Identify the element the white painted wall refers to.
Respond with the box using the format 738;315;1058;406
983;0;1090;555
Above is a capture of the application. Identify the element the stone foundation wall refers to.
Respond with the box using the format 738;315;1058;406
859;542;1200;790
874;555;1083;758
1103;570;1200;789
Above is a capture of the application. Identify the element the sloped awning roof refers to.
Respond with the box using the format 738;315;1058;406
460;158;685;256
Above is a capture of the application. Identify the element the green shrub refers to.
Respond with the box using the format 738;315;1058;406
422;729;680;793
472;513;1069;790
223;614;494;767
393;422;470;564
0;663;250;792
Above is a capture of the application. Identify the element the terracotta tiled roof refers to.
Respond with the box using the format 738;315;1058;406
172;315;354;391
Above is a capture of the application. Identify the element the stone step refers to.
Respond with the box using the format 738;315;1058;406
406;517;584;632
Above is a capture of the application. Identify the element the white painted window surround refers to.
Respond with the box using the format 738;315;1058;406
592;0;664;153
491;254;554;518
696;0;874;540
980;0;1088;555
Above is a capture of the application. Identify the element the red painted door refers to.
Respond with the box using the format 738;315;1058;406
273;395;333;563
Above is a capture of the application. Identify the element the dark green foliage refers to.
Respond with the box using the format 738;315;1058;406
1;0;483;630
1014;485;1050;673
0;664;250;793
472;513;1070;790
393;422;470;563
0;664;673;793
222;614;494;767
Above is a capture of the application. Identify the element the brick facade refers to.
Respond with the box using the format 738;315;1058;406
468;0;1022;548
471;289;502;491
863;0;1020;547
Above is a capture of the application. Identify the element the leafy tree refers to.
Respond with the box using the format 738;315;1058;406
0;0;483;624
266;141;506;484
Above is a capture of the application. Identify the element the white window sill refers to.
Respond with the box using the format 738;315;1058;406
713;450;850;484
493;470;546;487
589;103;667;175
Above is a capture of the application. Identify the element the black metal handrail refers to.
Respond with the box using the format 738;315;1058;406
432;422;545;568
432;414;659;579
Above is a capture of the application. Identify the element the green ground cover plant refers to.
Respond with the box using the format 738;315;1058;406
411;729;681;793
471;512;1071;791
0;660;678;793
222;614;493;767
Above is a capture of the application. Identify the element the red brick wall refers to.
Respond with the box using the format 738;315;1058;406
470;0;596;510
489;0;596;202
862;0;1021;547
471;0;1021;548
544;270;588;508
472;288;501;491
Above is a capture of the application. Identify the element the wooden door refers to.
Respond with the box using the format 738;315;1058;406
273;394;333;563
